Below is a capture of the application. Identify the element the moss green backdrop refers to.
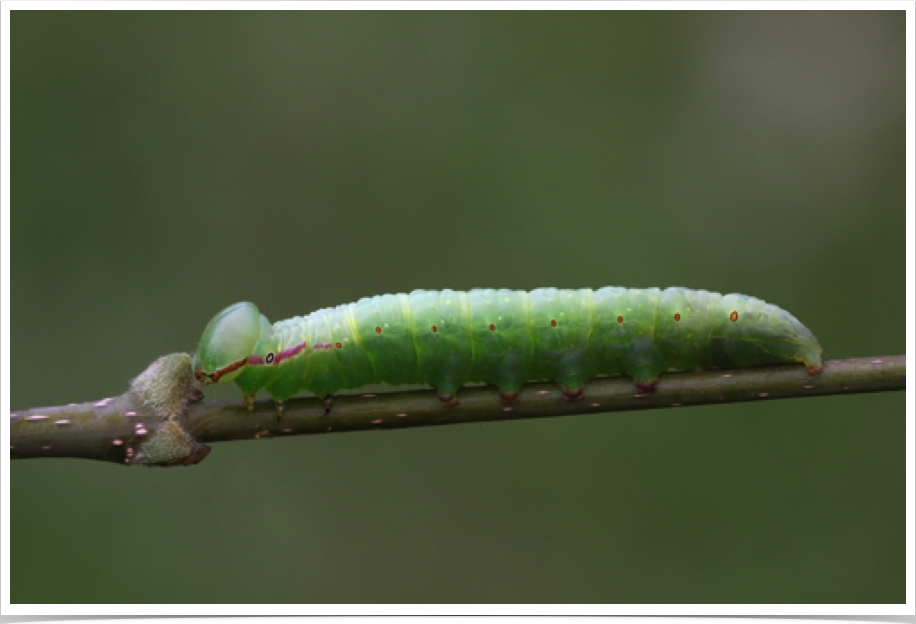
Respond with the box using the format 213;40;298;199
11;10;905;603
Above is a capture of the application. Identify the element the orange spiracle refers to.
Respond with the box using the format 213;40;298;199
488;323;495;331
431;325;438;333
550;319;557;327
617;316;624;323
375;326;382;334
730;311;739;322
674;313;681;321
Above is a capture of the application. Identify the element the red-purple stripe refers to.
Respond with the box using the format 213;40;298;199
275;341;308;364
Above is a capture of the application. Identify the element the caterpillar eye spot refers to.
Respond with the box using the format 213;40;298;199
265;353;275;364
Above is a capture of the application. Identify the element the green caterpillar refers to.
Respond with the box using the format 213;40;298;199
193;287;823;412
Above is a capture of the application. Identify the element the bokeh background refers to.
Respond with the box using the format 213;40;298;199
11;10;905;603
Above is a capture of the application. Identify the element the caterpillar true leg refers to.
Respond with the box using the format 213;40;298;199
241;394;256;413
324;395;334;416
274;399;286;420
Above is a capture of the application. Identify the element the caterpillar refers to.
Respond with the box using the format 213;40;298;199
193;287;823;413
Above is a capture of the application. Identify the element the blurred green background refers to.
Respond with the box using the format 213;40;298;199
11;11;905;603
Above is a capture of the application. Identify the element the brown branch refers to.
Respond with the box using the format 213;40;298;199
9;355;906;466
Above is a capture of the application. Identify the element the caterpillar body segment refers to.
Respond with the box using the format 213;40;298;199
194;287;823;410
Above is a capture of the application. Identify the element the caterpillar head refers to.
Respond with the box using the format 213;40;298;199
194;302;262;384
